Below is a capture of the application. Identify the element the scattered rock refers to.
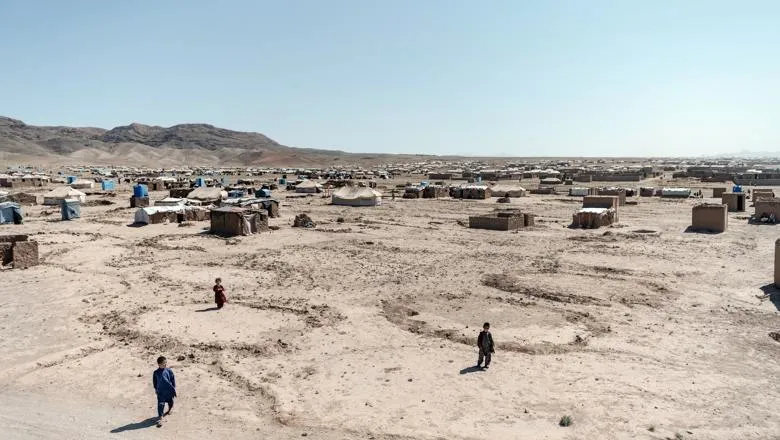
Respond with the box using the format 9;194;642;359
83;199;114;207
293;213;316;228
572;334;588;345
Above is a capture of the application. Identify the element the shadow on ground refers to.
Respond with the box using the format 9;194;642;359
459;365;484;375
759;284;780;311
110;417;158;433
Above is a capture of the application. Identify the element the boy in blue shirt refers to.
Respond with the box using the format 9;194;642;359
152;356;177;427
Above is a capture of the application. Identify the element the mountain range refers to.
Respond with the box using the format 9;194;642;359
0;116;400;167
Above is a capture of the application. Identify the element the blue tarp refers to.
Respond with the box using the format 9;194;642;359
101;180;116;191
67;176;77;184
195;177;206;187
133;184;148;197
61;200;81;221
733;185;743;193
0;202;23;224
256;189;271;198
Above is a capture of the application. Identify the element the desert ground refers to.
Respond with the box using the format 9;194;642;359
2;179;780;440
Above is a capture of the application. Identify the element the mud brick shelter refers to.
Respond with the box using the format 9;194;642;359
0;234;39;269
690;203;728;233
754;198;780;220
712;188;727;198
722;192;746;212
571;208;617;229
469;210;534;231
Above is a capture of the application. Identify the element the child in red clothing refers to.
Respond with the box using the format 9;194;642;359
213;278;227;309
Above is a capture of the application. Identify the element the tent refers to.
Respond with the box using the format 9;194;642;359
60;199;81;220
489;184;527;198
221;197;280;217
44;187;87;205
186;186;227;202
70;179;95;189
295;180;322;193
332;187;382;206
135;205;184;224
210;207;268;236
0;202;23;224
154;197;188;207
453;183;491;199
662;188;691;198
134;206;185;224
133;205;209;224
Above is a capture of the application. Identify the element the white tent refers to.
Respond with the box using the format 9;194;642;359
154;197;188;207
662;188;691;198
187;187;227;202
43;186;87;205
295;180;322;193
133;206;186;224
489;184;527;198
332;187;382;206
70;179;95;189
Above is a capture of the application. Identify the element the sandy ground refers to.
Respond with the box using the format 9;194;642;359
2;179;780;440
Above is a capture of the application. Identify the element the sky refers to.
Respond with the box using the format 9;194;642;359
1;0;779;157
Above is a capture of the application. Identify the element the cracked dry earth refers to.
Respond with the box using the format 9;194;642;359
2;186;780;439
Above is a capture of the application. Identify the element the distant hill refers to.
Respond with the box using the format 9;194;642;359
0;116;392;167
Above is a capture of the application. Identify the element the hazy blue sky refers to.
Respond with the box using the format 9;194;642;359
1;1;778;156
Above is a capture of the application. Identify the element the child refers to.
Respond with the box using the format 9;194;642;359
152;356;176;427
213;278;227;309
477;322;495;369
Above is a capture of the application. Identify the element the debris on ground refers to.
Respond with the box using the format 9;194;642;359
293;213;316;228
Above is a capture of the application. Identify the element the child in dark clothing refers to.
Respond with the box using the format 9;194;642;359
152;356;177;427
477;322;495;369
213;278;227;309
